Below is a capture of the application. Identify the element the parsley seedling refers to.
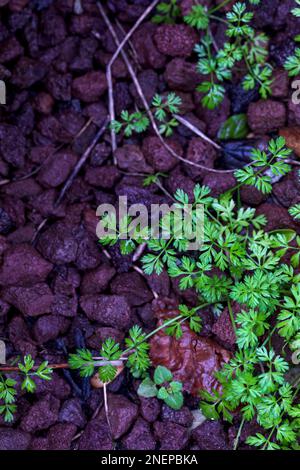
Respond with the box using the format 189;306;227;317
111;92;182;138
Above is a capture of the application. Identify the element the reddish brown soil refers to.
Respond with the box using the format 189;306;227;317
0;0;299;451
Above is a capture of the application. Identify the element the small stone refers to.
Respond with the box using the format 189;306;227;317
142;136;181;172
110;272;153;306
146;270;170;297
107;394;139;439
185;137;218;179
37;222;78;265
87;326;124;350
212;306;236;349
75;229;102;271
59;398;86;428
248;100;286;133
0;244;52;287
202;172;236;197
2;178;41;199
122;418;156;450
0;429;31;450
165;58;200;91
271;69;290;98
80;295;131;330
154;421;188;450
21;394;60;433
140;397;161;423
272;171;300;208
11;57;47;88
79;417;113;450
240;185;267;206
256;203;298;231
155;24;197;57
161;405;193;427
129;69;158;107
72;71;107;103
0;124;26;168
52;267;80;296
51;294;77;318
46;73;72;101
34;315;69;344
81;264;116;295
3;283;53;317
33;92;54;114
48;423;77;450
37;151;77;188
35;372;71;400
29;437;49;450
85;165;121;189
0;36;23;63
192;420;229;450
116;144;153;173
0;208;14;234
132;23;166;69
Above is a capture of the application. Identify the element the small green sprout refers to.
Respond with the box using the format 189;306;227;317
138;365;184;410
152;0;180;25
110;93;182;137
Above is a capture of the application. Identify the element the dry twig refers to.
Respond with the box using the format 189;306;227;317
55;117;109;207
97;5;242;174
97;0;159;162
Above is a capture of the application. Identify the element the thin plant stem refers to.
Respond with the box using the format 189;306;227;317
227;299;237;335
233;417;245;450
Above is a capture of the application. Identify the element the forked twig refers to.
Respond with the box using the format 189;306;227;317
97;0;159;161
115;19;142;70
97;5;239;174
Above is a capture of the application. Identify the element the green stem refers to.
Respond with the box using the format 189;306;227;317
227;299;237;335
262;383;300;450
209;0;232;14
233;418;245;450
261;326;276;348
123;302;210;356
209;14;229;26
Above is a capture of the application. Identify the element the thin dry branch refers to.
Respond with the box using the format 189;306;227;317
173;114;222;150
97;0;159;161
97;5;242;174
55;117;109;207
115;19;142;70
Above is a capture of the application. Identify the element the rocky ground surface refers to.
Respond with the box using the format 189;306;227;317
0;0;300;450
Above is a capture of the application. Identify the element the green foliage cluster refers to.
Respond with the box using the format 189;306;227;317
150;0;300;109
152;0;180;24
0;356;52;422
235;136;292;194
97;136;300;449
69;325;150;381
284;1;300;76
1;136;300;448
191;2;273;109
111;92;181;137
138;365;184;410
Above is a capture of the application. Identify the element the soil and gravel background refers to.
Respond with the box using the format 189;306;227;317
0;0;300;451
